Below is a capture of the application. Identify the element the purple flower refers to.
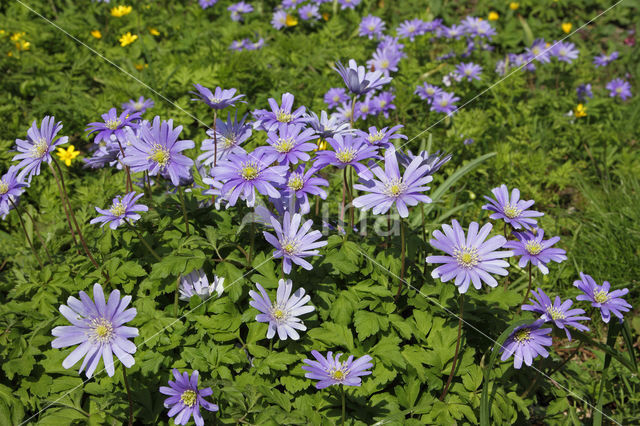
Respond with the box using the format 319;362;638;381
198;112;251;166
249;279;315;340
526;39;552;63
229;39;245;51
499;321;552;369
179;270;224;301
552;41;579;63
462;17;496;39
228;1;253;21
335;102;355;123
90;191;148;229
482;184;544;230
83;145;119;169
85;108;141;145
253;92;307;132
51;283;138;378
337;0;361;10
415;82;443;101
443;24;464;39
283;165;329;214
13;116;69;182
271;10;288;30
122;117;195;186
504;229;567;274
314;134;379;179
606;78;632;100
430;91;459;114
0;166;28;217
302;351;373;389
199;0;218;9
159;369;218;426
574;273;632;323
333;59;392;96
263;211;327;274
353;148;432;218
354;125;406;148
122;96;154;114
190;84;245;110
353;96;374;121
324;88;350;109
593;51;619;67
263;123;318;166
576;83;593;102
426;220;513;293
359;15;385;39
210;150;288;207
371;91;396;117
397;150;451;175
367;47;401;77
522;288;590;340
299;4;320;20
455;62;482;81
303;110;353;139
396;19;427;41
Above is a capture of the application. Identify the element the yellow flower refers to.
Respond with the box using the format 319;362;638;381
17;40;30;51
574;104;587;118
285;13;298;27
134;63;148;71
119;32;138;47
562;22;572;33
149;28;160;36
111;5;132;17
322;12;330;21
10;32;25;42
0;30;6;35
488;11;499;21
316;139;327;151
91;30;102;39
56;145;80;166
509;2;519;10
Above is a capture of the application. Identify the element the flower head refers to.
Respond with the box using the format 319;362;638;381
111;5;132;17
430;91;459;115
252;93;307;132
249;279;315;340
13;116;69;182
90;191;148;229
426;220;513;293
228;1;253;21
354;125;406;148
179;270;224;301
199;0;218;9
190;84;245;110
522;289;590;340
333;59;392;96
119;32;138;47
302;351;373;389
593;51;619;67
85;108;141;144
455;62;483;81
303;110;353;140
396;19;427;41
324;88;350;109
576;83;593;103
499;321;552;369
397;150;451;176
51;283;138;378
415;82;443;101
552;41;579;63
263;123;318;166
337;0;361;10
504;228;567;274
123;117;195;186
526;38;552;63
263;211;327;274
299;4;320;20
211;150;287;207
159;369;218;426
606;78;632;100
482;184;544;230
283;164;329;214
353;148;432;218
574;273;631;323
314;134;379;179
0;166;28;217
56;145;80;166
198;112;252;166
122;96;155;114
359;15;386;40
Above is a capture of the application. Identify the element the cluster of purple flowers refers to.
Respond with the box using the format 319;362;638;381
229;37;265;51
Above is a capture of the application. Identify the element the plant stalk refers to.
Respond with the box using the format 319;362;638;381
15;202;52;263
178;187;190;237
122;366;134;426
440;294;464;401
126;221;162;262
9;199;44;268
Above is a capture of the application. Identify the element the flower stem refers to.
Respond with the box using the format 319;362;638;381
341;386;346;426
212;110;218;167
519;263;533;310
395;219;405;301
269;339;273;352
339;168;347;235
440;293;464;401
502;223;510;289
115;141;133;193
174;275;180;317
349;95;357;129
50;160;105;278
14;202;52;263
47;162;78;247
126;221;162;262
121;366;134;426
249;219;255;266
9;199;44;268
178;187;190;237
348;167;354;230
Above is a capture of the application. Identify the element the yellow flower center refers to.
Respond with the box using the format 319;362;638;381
368;131;384;144
276;110;293;123
336;148;356;164
180;390;197;407
110;202;126;216
384;178;406;197
547;307;565;320
524;241;543;255
559;48;566;56
273;308;285;319
106;119;121;130
616;87;622;93
332;95;340;102
329;366;348;381
281;241;298;254
381;59;389;69
594;290;609;304
241;165;259;181
149;145;170;167
439;99;449;107
360;104;370;113
454;246;479;268
133;102;143;110
90;318;114;343
274;137;295;153
220;136;235;149
31;138;49;158
287;174;304;191
503;204;522;218
514;328;532;343
368;25;375;31
0;181;8;195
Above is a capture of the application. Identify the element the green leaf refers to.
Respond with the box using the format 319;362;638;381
353;310;380;340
